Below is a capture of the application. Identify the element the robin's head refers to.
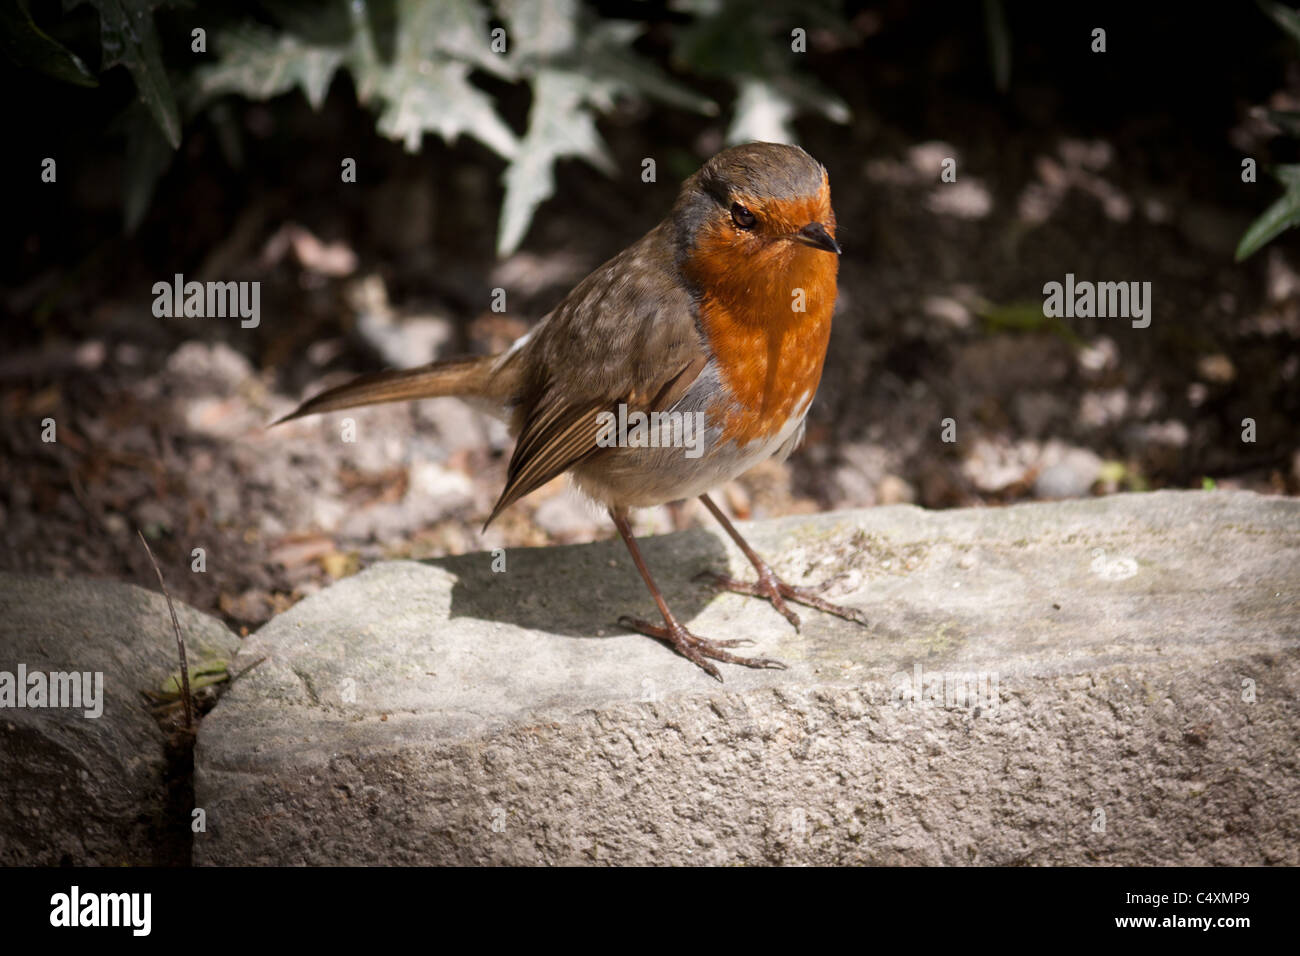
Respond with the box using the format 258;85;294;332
671;143;839;308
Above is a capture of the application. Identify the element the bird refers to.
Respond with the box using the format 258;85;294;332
276;141;870;680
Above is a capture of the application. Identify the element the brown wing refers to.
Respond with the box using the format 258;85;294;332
483;223;707;527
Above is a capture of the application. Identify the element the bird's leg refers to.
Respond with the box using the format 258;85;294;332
695;493;871;630
610;508;786;681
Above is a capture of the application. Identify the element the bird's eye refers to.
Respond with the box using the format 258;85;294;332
731;203;756;230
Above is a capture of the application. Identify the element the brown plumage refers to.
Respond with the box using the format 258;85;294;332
277;142;869;679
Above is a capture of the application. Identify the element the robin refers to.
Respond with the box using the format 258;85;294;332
278;142;869;679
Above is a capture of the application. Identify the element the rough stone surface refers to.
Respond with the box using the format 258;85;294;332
194;491;1299;865
0;574;240;865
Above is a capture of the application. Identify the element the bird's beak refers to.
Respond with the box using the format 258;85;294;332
793;221;841;255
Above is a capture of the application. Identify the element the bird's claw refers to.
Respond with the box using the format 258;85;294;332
697;568;870;630
617;615;785;681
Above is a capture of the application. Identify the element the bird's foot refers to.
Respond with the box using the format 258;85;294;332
617;615;787;682
695;565;871;631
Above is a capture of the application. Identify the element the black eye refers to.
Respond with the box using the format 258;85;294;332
731;203;756;229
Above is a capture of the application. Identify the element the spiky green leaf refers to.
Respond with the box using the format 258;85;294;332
0;0;98;87
72;0;181;147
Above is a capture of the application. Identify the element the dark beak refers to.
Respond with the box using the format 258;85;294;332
794;221;841;255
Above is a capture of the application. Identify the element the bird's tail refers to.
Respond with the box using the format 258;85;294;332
272;354;515;425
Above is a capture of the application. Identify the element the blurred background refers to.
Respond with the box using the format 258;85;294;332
4;0;1299;634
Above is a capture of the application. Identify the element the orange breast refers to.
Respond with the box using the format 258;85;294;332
690;241;838;446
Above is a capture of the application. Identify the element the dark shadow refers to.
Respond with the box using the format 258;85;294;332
427;525;732;637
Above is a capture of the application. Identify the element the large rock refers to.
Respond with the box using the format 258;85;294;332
0;574;240;865
194;491;1300;865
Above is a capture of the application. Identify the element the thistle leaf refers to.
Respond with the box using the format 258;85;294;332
196;25;345;110
374;57;518;155
366;0;518;154
498;68;613;255
498;0;579;60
